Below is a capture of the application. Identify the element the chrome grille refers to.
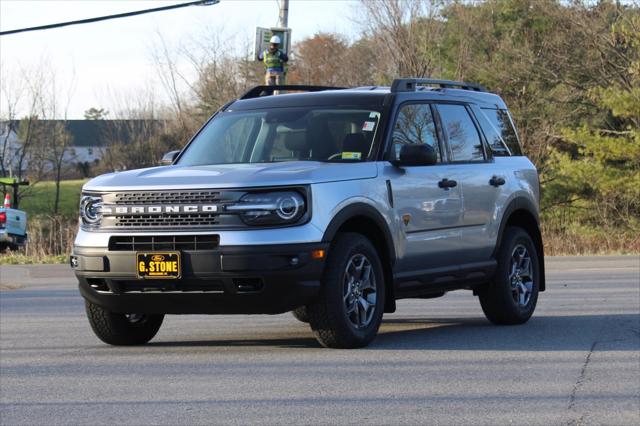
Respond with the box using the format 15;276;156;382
97;190;246;229
113;191;221;205
100;190;235;229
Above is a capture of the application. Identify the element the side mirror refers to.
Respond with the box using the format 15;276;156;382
160;150;180;166
392;144;438;167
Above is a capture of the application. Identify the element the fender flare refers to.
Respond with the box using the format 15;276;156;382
494;197;546;291
322;202;398;312
322;202;396;266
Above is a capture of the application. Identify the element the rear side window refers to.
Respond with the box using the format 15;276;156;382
436;104;485;162
480;108;523;156
474;110;510;156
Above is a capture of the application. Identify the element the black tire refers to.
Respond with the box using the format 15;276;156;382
479;226;540;325
85;300;164;345
291;306;310;323
307;232;385;349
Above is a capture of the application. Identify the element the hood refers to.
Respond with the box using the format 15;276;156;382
83;161;378;192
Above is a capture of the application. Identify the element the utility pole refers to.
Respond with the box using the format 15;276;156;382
279;0;289;27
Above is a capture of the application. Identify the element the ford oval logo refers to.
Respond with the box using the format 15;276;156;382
151;255;165;262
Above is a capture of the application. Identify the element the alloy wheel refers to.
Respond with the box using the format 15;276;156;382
343;254;377;328
510;244;534;307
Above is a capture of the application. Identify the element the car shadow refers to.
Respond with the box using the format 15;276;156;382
148;313;639;351
148;336;322;349
373;314;639;350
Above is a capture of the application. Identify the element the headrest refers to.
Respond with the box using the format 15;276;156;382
342;133;367;153
283;131;308;152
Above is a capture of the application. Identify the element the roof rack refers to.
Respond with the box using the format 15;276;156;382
391;78;486;93
239;85;345;100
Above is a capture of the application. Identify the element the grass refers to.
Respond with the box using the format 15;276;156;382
0;252;68;265
542;224;639;256
0;181;80;264
17;179;86;219
0;216;76;264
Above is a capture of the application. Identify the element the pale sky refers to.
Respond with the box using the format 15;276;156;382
0;0;360;119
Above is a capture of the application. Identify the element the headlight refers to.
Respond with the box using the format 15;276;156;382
80;195;102;227
227;191;306;226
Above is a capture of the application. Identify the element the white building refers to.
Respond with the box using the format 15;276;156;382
0;120;159;176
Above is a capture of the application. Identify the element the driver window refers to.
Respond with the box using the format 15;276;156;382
392;104;440;162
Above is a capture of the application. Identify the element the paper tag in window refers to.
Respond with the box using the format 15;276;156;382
362;121;376;131
369;112;378;118
342;152;362;160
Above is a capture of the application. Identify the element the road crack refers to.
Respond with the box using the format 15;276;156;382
566;340;598;425
567;340;598;426
569;340;597;409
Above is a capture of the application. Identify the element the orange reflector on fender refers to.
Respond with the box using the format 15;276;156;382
311;249;325;259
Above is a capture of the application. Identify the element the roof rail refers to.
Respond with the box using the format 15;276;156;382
239;85;345;100
391;78;486;93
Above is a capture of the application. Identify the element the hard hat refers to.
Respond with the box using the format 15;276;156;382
270;35;281;44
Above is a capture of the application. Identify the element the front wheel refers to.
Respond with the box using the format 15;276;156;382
307;233;385;349
479;227;540;325
85;300;164;345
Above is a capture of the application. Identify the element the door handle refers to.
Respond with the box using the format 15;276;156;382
438;178;457;189
489;176;506;187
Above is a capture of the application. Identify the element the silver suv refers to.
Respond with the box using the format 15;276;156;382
72;79;545;349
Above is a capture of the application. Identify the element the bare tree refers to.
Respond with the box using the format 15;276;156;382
0;65;26;177
0;63;50;206
94;85;182;173
152;27;261;124
15;65;48;184
178;28;257;117
31;64;77;215
356;0;445;81
151;32;188;126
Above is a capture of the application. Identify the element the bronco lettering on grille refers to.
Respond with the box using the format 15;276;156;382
100;205;219;215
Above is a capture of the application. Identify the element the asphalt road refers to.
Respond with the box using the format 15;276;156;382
1;256;639;425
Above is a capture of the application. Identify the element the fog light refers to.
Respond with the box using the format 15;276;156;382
232;278;263;292
70;256;79;268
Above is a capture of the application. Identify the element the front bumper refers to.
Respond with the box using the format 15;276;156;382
73;242;329;315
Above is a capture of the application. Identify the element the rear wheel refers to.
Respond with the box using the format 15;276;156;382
307;233;385;348
85;300;164;345
479;227;540;325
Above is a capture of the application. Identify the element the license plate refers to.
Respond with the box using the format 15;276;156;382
136;252;181;279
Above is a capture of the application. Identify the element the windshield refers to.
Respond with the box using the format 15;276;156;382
177;107;382;166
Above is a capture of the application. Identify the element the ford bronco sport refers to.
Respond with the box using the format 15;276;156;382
72;79;545;349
